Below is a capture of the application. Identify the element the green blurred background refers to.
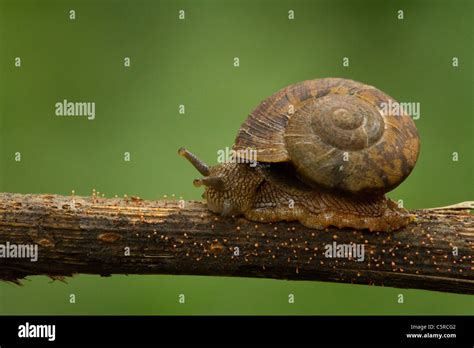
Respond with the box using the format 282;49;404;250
0;0;472;315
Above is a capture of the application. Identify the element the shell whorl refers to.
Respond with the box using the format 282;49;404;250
289;94;385;152
233;78;420;194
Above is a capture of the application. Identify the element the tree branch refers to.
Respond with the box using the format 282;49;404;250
0;193;472;294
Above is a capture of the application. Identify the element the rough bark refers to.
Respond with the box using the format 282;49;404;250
0;192;472;294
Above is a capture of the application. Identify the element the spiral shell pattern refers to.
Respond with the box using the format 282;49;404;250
233;78;420;194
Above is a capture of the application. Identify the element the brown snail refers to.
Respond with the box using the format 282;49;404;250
179;78;420;232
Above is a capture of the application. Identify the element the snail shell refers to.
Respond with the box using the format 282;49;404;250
233;78;420;194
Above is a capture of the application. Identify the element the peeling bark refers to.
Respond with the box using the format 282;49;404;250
0;193;472;294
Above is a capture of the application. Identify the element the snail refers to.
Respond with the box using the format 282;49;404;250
179;78;420;232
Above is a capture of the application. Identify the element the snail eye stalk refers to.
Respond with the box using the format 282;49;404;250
178;147;210;176
193;177;225;191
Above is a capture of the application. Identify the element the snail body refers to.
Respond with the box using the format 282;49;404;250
179;78;420;232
